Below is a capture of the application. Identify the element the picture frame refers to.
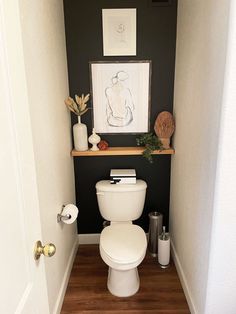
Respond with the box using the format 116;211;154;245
90;61;151;134
102;8;136;56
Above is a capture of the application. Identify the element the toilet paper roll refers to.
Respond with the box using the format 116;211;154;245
61;204;79;224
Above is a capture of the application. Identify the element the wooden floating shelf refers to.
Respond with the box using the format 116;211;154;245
71;147;175;157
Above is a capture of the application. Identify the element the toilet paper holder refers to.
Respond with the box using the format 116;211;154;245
57;205;71;223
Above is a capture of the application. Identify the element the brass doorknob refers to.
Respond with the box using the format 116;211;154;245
34;240;56;260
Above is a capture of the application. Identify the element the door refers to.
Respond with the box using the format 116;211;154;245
0;1;50;313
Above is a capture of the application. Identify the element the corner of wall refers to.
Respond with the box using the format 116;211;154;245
171;240;197;314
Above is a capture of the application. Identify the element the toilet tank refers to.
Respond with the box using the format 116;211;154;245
96;180;147;222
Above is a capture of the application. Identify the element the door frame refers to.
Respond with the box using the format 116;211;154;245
0;0;50;313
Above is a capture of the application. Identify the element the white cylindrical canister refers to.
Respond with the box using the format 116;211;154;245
158;233;170;268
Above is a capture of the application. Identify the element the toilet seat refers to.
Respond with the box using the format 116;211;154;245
100;224;147;266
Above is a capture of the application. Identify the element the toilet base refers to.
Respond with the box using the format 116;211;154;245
107;266;140;297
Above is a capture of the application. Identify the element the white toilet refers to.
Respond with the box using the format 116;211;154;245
96;179;147;297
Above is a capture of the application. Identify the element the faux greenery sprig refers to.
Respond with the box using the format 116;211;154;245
136;133;163;163
64;93;90;116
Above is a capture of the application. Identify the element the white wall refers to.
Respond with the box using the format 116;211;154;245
204;1;236;312
19;1;77;313
170;0;231;313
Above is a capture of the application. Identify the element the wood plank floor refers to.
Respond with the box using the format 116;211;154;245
61;245;190;314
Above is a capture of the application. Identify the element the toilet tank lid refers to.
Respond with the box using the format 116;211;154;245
96;180;147;192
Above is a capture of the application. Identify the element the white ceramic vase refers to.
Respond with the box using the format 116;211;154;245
73;116;88;151
88;128;101;151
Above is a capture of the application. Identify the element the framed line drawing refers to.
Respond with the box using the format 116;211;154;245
90;61;151;134
102;8;136;56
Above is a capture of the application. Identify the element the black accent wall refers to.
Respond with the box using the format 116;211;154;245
63;0;177;233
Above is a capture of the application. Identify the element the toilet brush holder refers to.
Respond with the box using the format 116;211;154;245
158;233;170;268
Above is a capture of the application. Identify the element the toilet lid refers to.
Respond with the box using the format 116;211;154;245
100;224;147;263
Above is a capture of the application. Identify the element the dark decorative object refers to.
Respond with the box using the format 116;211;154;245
154;111;175;149
98;140;109;150
136;133;163;163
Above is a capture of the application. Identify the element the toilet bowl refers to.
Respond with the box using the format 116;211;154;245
96;179;147;297
100;223;147;297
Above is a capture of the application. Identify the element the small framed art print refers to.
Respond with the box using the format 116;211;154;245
90;60;151;134
102;8;137;56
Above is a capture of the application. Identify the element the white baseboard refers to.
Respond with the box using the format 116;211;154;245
171;240;197;314
53;236;78;314
78;233;100;244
